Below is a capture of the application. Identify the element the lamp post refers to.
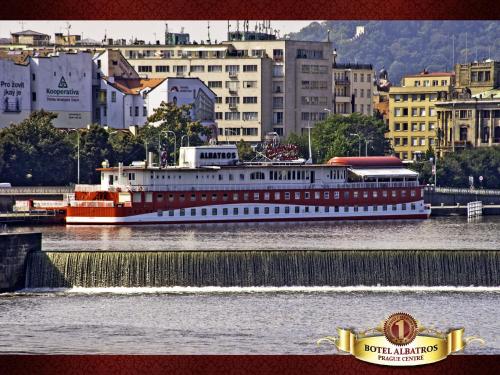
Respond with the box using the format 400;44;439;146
69;129;80;184
350;133;362;156
430;157;437;188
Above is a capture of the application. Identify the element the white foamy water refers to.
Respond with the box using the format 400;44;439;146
16;285;500;295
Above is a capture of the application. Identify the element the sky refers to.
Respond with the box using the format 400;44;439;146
0;21;319;43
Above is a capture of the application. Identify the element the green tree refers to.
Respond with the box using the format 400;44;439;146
236;139;255;161
0;111;74;186
109;131;145;166
79;125;114;184
143;102;210;164
310;113;391;163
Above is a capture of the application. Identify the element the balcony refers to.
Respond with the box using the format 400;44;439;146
228;103;238;110
228;71;238;78
176;71;186;77
228;89;238;95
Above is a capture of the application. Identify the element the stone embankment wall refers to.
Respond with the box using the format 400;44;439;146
0;233;41;292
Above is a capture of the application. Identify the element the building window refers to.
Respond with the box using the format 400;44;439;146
190;65;205;73
31;92;36;101
208;81;222;88
243;81;257;88
215;112;223;120
242;128;258;136
111;92;116;102
273;112;283;125
143;106;147;116
243;96;257;104
155;66;169;72
138;66;153;72
243;65;258;72
135;106;139;117
208;65;222;72
224;112;241;121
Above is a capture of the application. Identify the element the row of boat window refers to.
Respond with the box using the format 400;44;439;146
133;190;418;203
159;203;418;217
115;169;346;183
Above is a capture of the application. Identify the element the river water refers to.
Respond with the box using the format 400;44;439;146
6;216;500;251
1;217;499;354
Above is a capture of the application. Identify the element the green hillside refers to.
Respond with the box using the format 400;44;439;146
289;21;500;84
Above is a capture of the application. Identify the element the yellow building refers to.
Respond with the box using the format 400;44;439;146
387;71;455;160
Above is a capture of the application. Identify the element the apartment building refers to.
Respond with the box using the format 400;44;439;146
109;38;332;142
435;89;500;155
387;71;455;161
332;63;374;116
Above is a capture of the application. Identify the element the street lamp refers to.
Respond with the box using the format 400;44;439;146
69;129;80;184
350;133;362;157
429;157;437;188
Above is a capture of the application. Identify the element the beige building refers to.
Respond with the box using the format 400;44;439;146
435;89;500;154
108;37;333;142
10;30;50;46
332;63;374;116
454;60;500;95
387;71;455;161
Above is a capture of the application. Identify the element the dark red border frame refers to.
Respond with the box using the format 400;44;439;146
0;0;499;20
1;355;499;375
1;1;499;374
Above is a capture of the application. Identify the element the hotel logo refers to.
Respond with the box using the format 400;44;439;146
317;312;484;366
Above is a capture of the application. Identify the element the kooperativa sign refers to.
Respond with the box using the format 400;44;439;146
46;76;80;102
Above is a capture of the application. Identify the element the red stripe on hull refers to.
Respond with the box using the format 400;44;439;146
66;213;430;225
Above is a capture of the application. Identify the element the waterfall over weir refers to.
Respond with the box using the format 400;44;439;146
25;250;499;288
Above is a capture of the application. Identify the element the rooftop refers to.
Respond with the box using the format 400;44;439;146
11;30;49;37
405;71;455;78
105;77;166;95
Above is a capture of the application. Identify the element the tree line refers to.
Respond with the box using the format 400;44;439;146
0;103;208;186
0;109;498;189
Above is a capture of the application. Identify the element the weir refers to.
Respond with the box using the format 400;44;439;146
25;250;499;288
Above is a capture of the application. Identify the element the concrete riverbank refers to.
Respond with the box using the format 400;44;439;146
0;233;41;292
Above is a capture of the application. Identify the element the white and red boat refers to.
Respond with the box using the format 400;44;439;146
65;144;430;224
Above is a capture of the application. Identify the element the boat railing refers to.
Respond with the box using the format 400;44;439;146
92;180;421;193
74;184;103;192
